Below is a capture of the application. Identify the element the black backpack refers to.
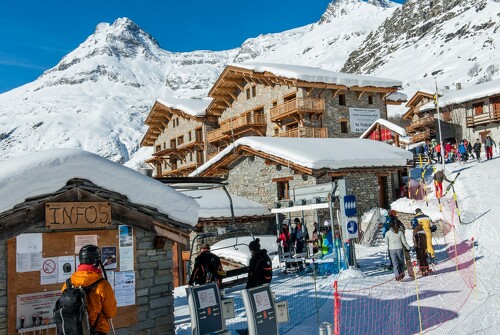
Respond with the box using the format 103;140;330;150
54;277;104;335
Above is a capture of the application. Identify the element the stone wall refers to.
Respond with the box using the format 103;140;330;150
0;240;6;335
118;230;175;335
225;155;396;233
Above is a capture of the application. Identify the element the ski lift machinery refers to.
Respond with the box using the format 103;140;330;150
271;179;353;266
157;177;255;284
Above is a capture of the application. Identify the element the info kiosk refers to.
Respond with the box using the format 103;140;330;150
241;284;279;335
187;282;227;335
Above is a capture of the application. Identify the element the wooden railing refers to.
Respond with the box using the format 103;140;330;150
406;116;434;132
206;128;229;143
220;113;267;134
177;137;203;150
274;127;328;138
466;110;500;127
411;129;431;143
270;97;325;121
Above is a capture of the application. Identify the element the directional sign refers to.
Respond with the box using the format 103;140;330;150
345;217;359;238
344;195;357;217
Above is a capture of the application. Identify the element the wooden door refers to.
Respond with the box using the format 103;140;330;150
378;176;387;209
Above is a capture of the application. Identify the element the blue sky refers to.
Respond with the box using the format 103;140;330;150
0;0;405;94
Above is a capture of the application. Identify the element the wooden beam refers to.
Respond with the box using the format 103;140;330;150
154;225;189;245
357;91;365;100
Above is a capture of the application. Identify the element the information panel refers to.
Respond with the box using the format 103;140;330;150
187;282;224;335
241;285;278;335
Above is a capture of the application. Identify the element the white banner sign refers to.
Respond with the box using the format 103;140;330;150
349;108;380;133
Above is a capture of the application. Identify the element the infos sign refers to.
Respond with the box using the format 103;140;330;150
349;108;380;133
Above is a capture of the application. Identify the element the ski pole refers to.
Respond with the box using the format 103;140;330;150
451;184;462;224
110;319;117;335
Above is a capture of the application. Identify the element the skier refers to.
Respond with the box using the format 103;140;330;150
435;143;442;163
414;208;435;264
276;223;291;253
458;141;468;165
473;138;482;162
246;238;273;288
384;219;410;281
433;166;452;198
188;243;225;288
484;134;496;160
411;218;430;276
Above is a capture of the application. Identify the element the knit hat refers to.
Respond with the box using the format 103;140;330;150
415;208;422;214
249;238;261;252
201;243;210;251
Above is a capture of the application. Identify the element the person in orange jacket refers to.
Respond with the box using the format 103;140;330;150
62;245;117;335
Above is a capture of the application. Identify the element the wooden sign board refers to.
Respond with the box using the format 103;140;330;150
45;202;112;229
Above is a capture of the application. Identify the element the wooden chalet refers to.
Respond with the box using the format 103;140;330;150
141;63;403;177
360;118;410;148
0;150;199;335
141;98;210;177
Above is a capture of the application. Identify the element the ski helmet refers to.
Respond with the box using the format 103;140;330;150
411;218;419;228
388;210;397;217
79;244;101;266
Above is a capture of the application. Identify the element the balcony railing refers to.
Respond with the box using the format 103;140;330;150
406;116;435;132
207;128;229;143
220;113;267;134
177;137;203;150
466;110;500;127
274;127;328;138
153;147;182;157
411;129;431;143
270;98;325;122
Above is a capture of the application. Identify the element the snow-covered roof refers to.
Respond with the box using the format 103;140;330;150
421;78;500;112
0;149;200;226
231;62;402;88
156;97;210;117
359;118;407;139
210;235;279;266
181;189;270;218
190;137;413;176
386;91;408;102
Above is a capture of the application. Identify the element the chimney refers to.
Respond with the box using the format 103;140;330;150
456;83;462;90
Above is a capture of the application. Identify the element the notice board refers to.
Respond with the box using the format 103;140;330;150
7;229;137;335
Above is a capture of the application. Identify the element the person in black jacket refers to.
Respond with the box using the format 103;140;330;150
473;138;482;161
188;243;224;288
246;238;273;289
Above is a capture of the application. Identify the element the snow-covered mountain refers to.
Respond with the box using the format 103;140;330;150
343;0;500;104
1;0;499;164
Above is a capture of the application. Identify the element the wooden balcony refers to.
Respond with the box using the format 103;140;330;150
466;110;500;128
153;147;183;158
220;113;267;135
406;116;435;132
274;127;328;138
411;129;431;143
207;128;230;143
178;137;203;151
270;98;325;122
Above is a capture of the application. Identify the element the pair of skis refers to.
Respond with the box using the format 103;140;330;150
443;172;462;224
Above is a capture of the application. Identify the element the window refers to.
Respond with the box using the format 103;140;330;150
246;88;251;99
339;94;346;106
272;100;278;107
341;120;348;133
473;103;483;115
368;95;374;105
170;139;176;149
172;118;176;128
273;177;292;200
177;135;184;146
155;145;161;153
276;180;290;200
252;86;256;97
189;152;193;162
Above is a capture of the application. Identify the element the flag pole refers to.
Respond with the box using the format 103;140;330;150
434;78;446;170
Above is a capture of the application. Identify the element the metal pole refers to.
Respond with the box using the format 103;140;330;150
434;78;446;170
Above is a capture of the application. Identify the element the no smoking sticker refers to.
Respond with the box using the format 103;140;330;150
40;257;58;285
